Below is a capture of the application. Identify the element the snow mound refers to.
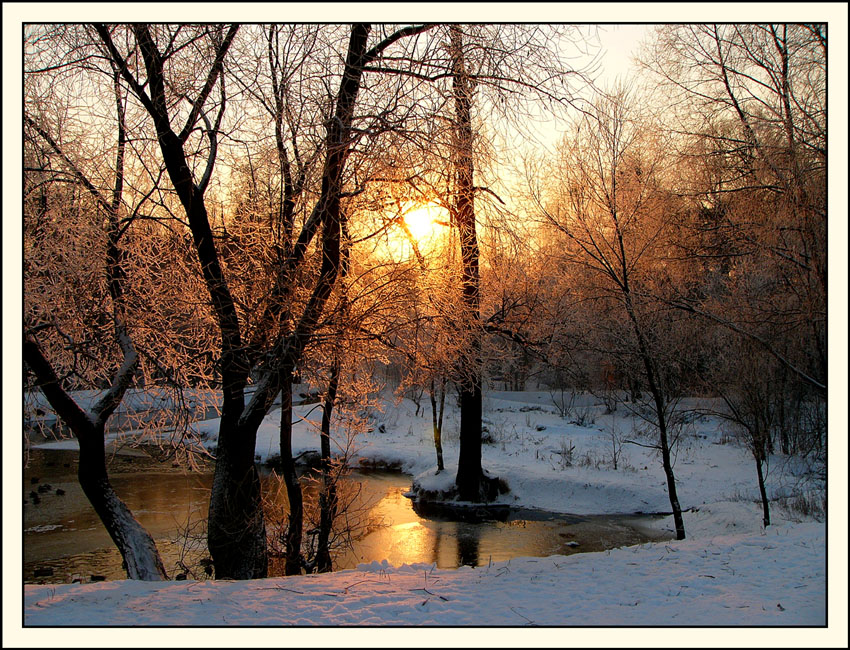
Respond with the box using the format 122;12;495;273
412;466;457;494
650;500;788;540
684;501;769;538
356;559;392;573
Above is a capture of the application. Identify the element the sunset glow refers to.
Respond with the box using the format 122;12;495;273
402;203;449;243
380;202;451;262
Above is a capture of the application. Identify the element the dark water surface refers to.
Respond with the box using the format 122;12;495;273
23;447;670;584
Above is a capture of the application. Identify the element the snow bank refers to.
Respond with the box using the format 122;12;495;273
22;516;825;627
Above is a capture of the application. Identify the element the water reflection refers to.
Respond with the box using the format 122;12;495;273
456;525;480;567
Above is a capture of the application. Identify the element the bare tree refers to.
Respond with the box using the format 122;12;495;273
24;32;168;578
447;25;489;501
710;338;780;527
94;23;276;579
534;89;688;538
421;24;597;502
94;23;439;578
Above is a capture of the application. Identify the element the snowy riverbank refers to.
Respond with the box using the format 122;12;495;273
21;503;826;626
13;389;843;642
19;512;827;633
29;388;828;519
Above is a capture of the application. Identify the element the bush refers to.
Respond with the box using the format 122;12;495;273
777;490;826;523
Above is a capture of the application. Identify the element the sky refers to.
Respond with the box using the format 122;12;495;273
595;24;653;85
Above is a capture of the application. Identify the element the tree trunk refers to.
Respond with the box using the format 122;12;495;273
755;449;771;527
278;367;303;575
76;431;168;580
638;349;685;540
778;364;790;455
624;296;686;540
430;377;445;472
450;25;490;503
456;379;484;500
207;419;268;579
24;336;168;581
657;414;686;540
316;359;340;573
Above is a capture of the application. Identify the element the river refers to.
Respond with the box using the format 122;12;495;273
23;447;670;583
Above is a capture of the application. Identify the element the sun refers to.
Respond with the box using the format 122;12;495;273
381;201;450;262
401;203;448;242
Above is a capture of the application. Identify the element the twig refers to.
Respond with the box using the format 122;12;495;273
343;579;376;593
623;438;661;450
411;587;449;601
259;586;304;594
510;607;536;626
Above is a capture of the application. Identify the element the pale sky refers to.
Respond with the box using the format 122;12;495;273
595;24;654;86
489;24;657;163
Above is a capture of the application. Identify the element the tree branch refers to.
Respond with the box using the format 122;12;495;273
177;24;240;143
24;333;96;435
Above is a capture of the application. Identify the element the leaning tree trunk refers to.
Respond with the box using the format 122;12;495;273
24;336;168;580
24;84;167;579
77;425;169;580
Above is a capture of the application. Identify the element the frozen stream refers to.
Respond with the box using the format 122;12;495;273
23;447;670;583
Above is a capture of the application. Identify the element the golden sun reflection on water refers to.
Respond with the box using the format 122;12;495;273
335;483;439;569
336;477;670;571
335;481;511;570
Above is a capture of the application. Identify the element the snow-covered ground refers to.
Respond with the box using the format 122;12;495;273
11;388;846;644
16;513;828;625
